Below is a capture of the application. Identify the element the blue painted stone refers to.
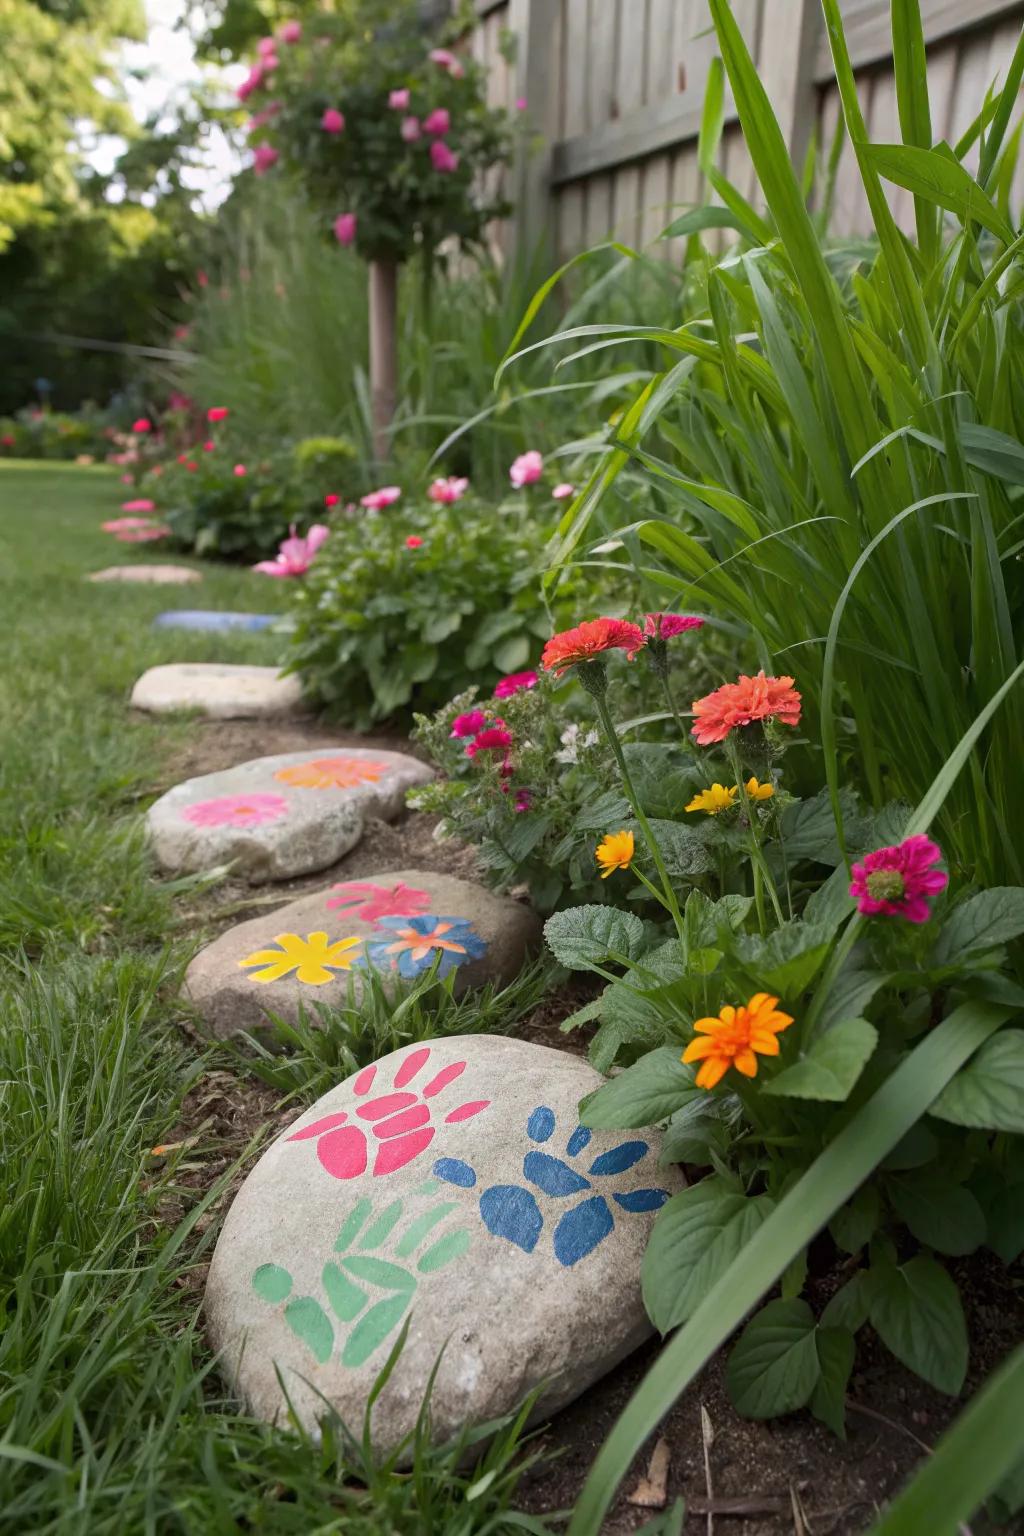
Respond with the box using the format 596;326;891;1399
553;1196;614;1266
152;610;277;632
480;1185;543;1253
613;1188;670;1213
523;1151;591;1197
588;1140;648;1177
565;1125;592;1157
433;1157;476;1188
526;1106;555;1143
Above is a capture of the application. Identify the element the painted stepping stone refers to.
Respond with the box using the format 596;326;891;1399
152;610;277;632
205;1034;683;1452
131;664;303;719
183;869;541;1037
88;565;201;585
147;754;434;883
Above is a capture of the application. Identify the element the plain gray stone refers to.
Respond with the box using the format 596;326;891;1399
131;664;304;718
88;565;202;585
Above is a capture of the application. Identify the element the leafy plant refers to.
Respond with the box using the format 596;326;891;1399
156;440;323;560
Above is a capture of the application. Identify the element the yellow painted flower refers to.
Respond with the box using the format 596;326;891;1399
744;777;775;802
596;829;634;878
274;756;387;789
682;993;795;1089
685;782;738;815
238;931;363;986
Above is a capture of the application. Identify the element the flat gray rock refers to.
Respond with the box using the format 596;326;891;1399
131;664;303;719
147;753;434;882
88;565;202;585
184;869;541;1036
205;1035;683;1451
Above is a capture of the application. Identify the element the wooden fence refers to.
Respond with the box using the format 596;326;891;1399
469;0;1024;259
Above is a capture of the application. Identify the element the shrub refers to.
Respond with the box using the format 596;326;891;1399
157;448;313;561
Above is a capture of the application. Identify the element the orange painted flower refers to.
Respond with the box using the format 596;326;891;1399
541;618;646;676
691;671;802;746
682;993;795;1089
274;756;388;789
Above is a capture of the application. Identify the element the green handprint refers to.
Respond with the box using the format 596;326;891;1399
251;1179;471;1369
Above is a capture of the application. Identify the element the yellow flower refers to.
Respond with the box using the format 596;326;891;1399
744;777;775;802
685;782;737;815
682;993;795;1089
238;931;363;986
596;829;634;878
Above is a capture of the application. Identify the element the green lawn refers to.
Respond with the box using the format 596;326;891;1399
0;463;544;1534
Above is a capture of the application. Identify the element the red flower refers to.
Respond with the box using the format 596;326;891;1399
691;670;802;746
207;406;229;423
494;669;538;699
466;723;513;758
541;618;645;676
132;418;151;434
405;535;424;549
324;493;340;507
450;709;486;739
644;612;705;639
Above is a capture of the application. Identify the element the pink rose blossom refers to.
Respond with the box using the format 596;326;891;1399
253;523;329;577
849;835;949;923
247;101;280;132
552;482;575;499
360;485;401;509
324;493;340;507
450;710;487;739
207;406;229;423
132;418;151;434
405;535;424;549
261;53;279;73
279;20;302;43
427;475;468;504
643;612;705;639
423;107;450;136
257;36;276;56
389;88;410;109
333;212;357;246
400;116;421;142
236;65;265;102
321;107;345;133
494;670;538;699
429;140;459;173
466;723;513;759
252;144;279;175
182;793;288;828
429;47;464;78
120;499;156;513
509;449;543;487
233;464;247;477
203;440;215;452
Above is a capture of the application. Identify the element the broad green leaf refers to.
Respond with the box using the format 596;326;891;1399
930;887;1024;967
821;1272;871;1334
763;1018;877;1102
815;965;889;1035
642;1178;775;1333
660;207;744;241
887;1170;986;1256
642;818;715;877
733;921;834;998
829;1184;881;1254
580;1047;696;1129
865;142;1015;243
810;1326;855;1439
658;1099;730;1168
881;1121;938;1171
959;422;1024;484
868;1256;968;1395
543;905;645;972
725;1299;820;1420
929;1031;1024;1132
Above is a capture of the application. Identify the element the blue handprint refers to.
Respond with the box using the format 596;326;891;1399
433;1105;669;1268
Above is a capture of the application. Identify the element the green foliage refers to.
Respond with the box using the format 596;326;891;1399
157;441;322;560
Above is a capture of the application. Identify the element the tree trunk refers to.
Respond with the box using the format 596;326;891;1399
368;258;399;464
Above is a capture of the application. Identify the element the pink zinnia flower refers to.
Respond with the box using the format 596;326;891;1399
120;498;156;513
252;144;279;175
182;792;288;828
510;449;543;487
389;88;410;109
423;107;450;136
494;670;538;699
360;485;401;509
400;116;421;142
321;107;345;133
552;482;575;499
233;464;247;477
429;47;464;77
207;406;229;423
450;710;486;739
203;440;215;452
466;723;513;758
324;493;340;507
252;522;329;577
132;418;151;434
279;20;302;43
644;612;705;639
850;836;948;923
430;140;459;173
427;475;468;504
334;212;357;246
405;535;424;549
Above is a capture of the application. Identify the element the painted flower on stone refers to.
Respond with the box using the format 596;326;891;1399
541;617;646;676
427;475;468;504
685;783;737;816
509;449;543;487
103;516;153;532
691;670;802;746
596;829;634;878
274;756;387;789
115;524;170;543
849;835;948;922
430;140;459;173
182;792;288;828
285;1045;489;1180
494;670;538;699
321;107;345;133
423;107;450;136
253;523;329;577
389;87;410;109
644;611;705;639
360;485;401;509
326;880;431;922
252;144;279;175
360;915;487;980
334;212;357;246
239;931;362;986
120;498;156;513
450;709;487;739
683;994;795;1089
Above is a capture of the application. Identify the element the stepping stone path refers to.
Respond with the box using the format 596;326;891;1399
205;1035;683;1451
152;610;277;632
147;752;434;882
184;869;541;1037
131;663;303;719
88;565;201;585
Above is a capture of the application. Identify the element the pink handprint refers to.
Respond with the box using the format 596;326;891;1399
286;1046;490;1180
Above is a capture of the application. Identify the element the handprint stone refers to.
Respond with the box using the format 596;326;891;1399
205;1034;684;1454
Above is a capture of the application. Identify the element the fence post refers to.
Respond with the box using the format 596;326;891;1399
756;0;823;172
504;0;558;266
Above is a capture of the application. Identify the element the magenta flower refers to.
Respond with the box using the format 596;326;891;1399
427;475;468;504
321;107;345;133
466;723;513;759
279;20;301;43
360;485;401;509
430;140;459;173
327;879;431;922
494;670;538;699
324;493;340;507
643;612;705;639
849;835;949;923
552;482;575;500
236;68;263;103
120;499;156;513
400;115;421;142
257;36;276;56
207;406;229;423
450;710;487;739
182;793;288;828
389;88;410;109
203;440;214;452
132;418;151;435
252;143;279;175
247;101;280;131
233;464;247;477
253;523;329;577
333;212;357;246
405;535;424;549
429;47;464;78
423;107;450;136
510;449;543;487
513;788;532;812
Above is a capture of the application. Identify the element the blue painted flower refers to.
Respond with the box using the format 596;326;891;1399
434;1106;669;1267
357;915;487;979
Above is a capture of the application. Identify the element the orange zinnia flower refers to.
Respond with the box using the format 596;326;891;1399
682;993;795;1089
274;757;388;789
691;670;801;746
541;618;646;676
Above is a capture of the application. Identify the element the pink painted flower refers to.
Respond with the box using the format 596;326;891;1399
203;440;215;452
252;143;279;175
430;140;459;173
494;670;538;699
510;449;543;487
360;485;401;509
644;612;705;639
466;723;513;759
102;515;152;532
333;212;357;246
321;107;345;133
253;523;329;577
389;87;410;109
423;107;450;136
324;493;340;507
120;498;156;513
117;525;169;542
132;418;151;434
400;115;421;142
183;793;287;828
279;19;302;43
326;880;431;923
257;35;277;56
552;482;575;499
233;463;247;477
450;710;487;739
207;406;229;423
285;1046;489;1180
849;835;948;923
429;47;464;78
427;475;468;504
405;535;424;549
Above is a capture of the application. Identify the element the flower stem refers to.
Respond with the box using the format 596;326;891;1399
726;738;785;929
660;671;689;742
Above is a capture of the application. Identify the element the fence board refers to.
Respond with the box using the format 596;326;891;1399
640;150;673;244
561;0;590;138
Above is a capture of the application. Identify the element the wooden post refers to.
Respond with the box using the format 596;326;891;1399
504;0;559;266
757;0;823;174
368;258;398;464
